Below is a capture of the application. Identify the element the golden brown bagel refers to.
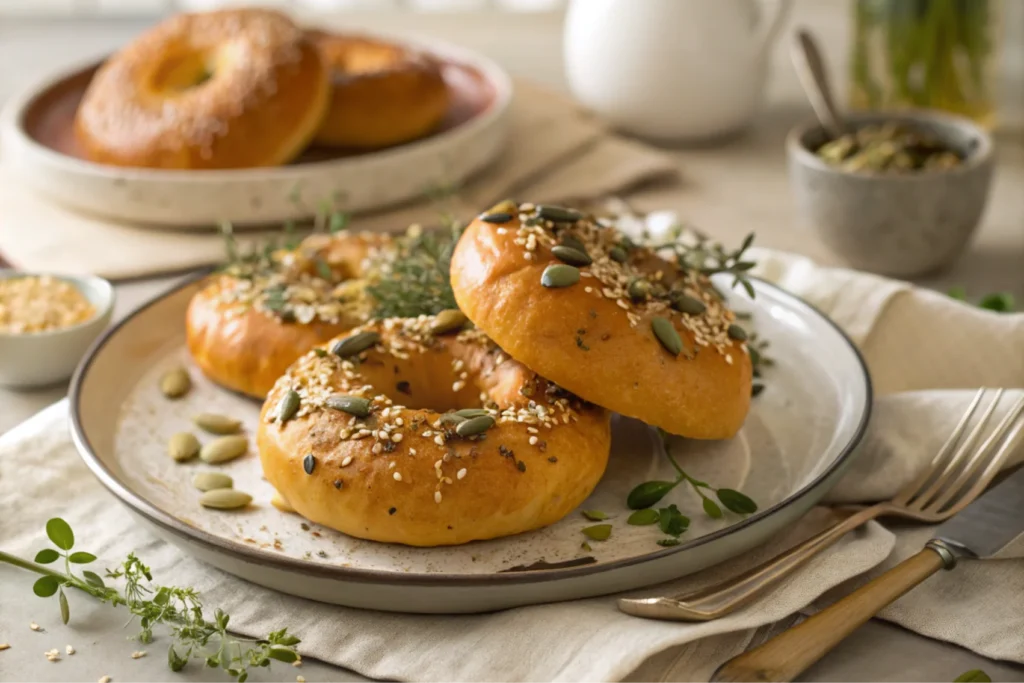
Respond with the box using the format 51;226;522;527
186;231;393;398
309;30;449;149
258;316;612;546
75;9;330;169
449;202;753;439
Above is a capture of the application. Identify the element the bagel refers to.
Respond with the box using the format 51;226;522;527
75;9;330;169
309;30;449;149
449;202;753;439
257;315;612;546
186;231;394;398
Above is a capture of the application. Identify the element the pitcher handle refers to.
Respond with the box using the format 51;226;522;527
755;0;793;58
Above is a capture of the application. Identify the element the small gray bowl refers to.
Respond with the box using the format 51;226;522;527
787;111;994;277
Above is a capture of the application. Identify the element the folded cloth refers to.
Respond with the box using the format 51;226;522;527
2;246;1022;681
0;80;678;281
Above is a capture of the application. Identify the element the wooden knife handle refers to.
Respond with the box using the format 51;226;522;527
711;547;950;683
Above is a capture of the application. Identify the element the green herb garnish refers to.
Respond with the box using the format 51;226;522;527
645;226;758;300
1;518;301;681
366;223;463;319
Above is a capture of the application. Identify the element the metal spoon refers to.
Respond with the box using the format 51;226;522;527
791;27;847;138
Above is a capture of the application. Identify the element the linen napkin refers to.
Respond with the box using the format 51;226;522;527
0;80;678;281
2;247;1023;681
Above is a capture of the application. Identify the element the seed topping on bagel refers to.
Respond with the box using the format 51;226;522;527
485;201;749;364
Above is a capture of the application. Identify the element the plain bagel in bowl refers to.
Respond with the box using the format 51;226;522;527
449;202;753;439
257;315;612;547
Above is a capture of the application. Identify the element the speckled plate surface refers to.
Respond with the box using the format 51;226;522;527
69;274;871;613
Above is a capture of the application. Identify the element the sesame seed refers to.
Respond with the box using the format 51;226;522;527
391;433;403;443
341;455;353;467
66;645;75;655
395;417;404;426
297;677;306;683
292;658;303;667
99;677;112;683
409;448;417;455
457;468;467;480
389;461;396;469
393;472;403;482
131;651;146;659
434;435;445;446
434;491;442;503
529;436;539;446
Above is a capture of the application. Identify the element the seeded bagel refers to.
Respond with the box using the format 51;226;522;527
185;231;394;398
449;203;753;439
75;9;330;169
257;315;611;546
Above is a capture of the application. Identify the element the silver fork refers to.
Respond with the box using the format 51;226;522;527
618;388;1024;621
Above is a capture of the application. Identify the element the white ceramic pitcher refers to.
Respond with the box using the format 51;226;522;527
564;0;793;142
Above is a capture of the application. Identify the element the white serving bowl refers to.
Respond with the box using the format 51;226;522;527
0;270;114;388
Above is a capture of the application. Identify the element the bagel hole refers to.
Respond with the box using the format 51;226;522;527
151;51;215;93
355;351;485;414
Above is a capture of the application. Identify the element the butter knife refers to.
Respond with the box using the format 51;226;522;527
712;465;1024;683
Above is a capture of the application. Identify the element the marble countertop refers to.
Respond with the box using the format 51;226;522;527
1;4;1022;682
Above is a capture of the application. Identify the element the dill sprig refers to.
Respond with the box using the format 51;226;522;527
366;222;464;319
0;518;301;682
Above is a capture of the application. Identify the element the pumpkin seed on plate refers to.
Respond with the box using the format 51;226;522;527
325;395;372;418
454;408;490;419
199;489;252;510
276;389;300;423
439;412;468;425
431;309;467;335
541;264;580;288
199;435;248;464
455;415;496;437
167;432;200;463
192;472;233;492
193;413;242;435
331;331;380;358
551;245;592;267
159;367;191;399
651;317;683;356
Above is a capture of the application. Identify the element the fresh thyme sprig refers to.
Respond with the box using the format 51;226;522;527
643;224;758;299
366;222;464;319
625;429;757;545
0;518;301;682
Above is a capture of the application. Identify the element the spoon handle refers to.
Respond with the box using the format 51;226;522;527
791;28;846;138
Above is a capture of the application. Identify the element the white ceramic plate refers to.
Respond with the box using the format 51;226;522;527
0;32;511;228
69;275;871;614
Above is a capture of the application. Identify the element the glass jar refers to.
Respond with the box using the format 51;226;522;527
848;0;1001;128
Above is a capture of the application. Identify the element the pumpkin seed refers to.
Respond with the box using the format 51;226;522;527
331;331;380;358
325;395;371;418
627;279;651;301
581;524;612;541
537;205;583;223
439;412;468;425
455;415;496;437
200;435;248;464
454;408;490;419
541;264;580;288
671;293;707;316
303;454;316;475
431;309;467;335
480;212;513;224
167;432;200;462
652;317;683;356
193;413;242;435
192;472;233;492
271;492;296;513
727;324;748;341
485;199;517;215
559;235;587;253
608;246;628;263
159;368;191;399
199;489;252;510
551;245;592;267
276;390;300;423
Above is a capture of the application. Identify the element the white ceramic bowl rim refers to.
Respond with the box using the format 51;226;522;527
68;274;873;587
1;28;513;183
787;109;994;180
0;269;114;339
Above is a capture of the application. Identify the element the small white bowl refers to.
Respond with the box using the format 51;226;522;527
0;270;114;388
